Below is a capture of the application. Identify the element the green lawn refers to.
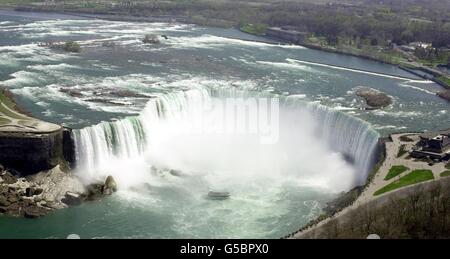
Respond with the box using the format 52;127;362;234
397;144;408;158
0;90;28;123
437;76;450;88
0;117;11;124
240;23;267;36
375;170;434;196
0;0;40;4
440;171;450;177
0;90;15;108
0;103;27;120
399;135;415;142
384;165;409;180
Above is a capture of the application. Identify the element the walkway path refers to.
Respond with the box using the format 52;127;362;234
0;98;60;133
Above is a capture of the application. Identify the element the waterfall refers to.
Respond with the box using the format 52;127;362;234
72;88;212;183
304;103;380;185
73;87;380;189
73;116;146;179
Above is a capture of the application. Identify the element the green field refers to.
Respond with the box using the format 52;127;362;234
396;144;408;158
0;0;40;5
437;76;450;87
0;89;28;125
0;117;11;124
240;24;268;36
384;165;409;180
441;171;450;177
375;170;434;196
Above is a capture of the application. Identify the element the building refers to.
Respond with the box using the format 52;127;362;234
411;130;450;160
409;42;432;49
399;42;433;52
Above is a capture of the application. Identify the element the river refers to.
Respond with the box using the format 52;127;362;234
0;10;449;239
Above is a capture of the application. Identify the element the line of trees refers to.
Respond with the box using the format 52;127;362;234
301;178;450;239
106;0;450;47
15;1;450;47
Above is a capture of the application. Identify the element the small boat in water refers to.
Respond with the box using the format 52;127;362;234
207;190;230;199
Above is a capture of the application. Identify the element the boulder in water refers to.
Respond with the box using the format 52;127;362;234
83;175;118;201
85;183;105;201
103;175;118;195
24;205;49;218
61;192;83;206
355;87;392;109
142;34;160;44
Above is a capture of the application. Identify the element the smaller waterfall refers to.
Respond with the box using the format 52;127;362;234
73;116;146;179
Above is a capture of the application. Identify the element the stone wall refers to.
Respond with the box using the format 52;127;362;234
0;129;65;175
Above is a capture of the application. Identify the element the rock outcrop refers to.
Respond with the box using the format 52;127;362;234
43;41;81;53
355;87;392;109
142;34;161;44
104;175;118;194
59;88;83;98
1;164;120;218
0;164;85;217
62;175;118;206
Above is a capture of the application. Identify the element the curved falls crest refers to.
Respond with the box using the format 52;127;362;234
73;87;380;190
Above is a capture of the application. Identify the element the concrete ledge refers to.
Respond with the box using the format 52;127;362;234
0;88;71;175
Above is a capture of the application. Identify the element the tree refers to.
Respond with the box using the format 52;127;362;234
370;38;379;46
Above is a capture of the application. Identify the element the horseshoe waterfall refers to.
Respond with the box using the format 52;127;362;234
72;88;380;190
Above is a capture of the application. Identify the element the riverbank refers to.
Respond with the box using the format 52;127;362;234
237;25;450;89
0;164;83;218
0;87;119;218
0;163;119;218
289;131;450;239
2;6;448;81
273;36;450;89
7;5;450;91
